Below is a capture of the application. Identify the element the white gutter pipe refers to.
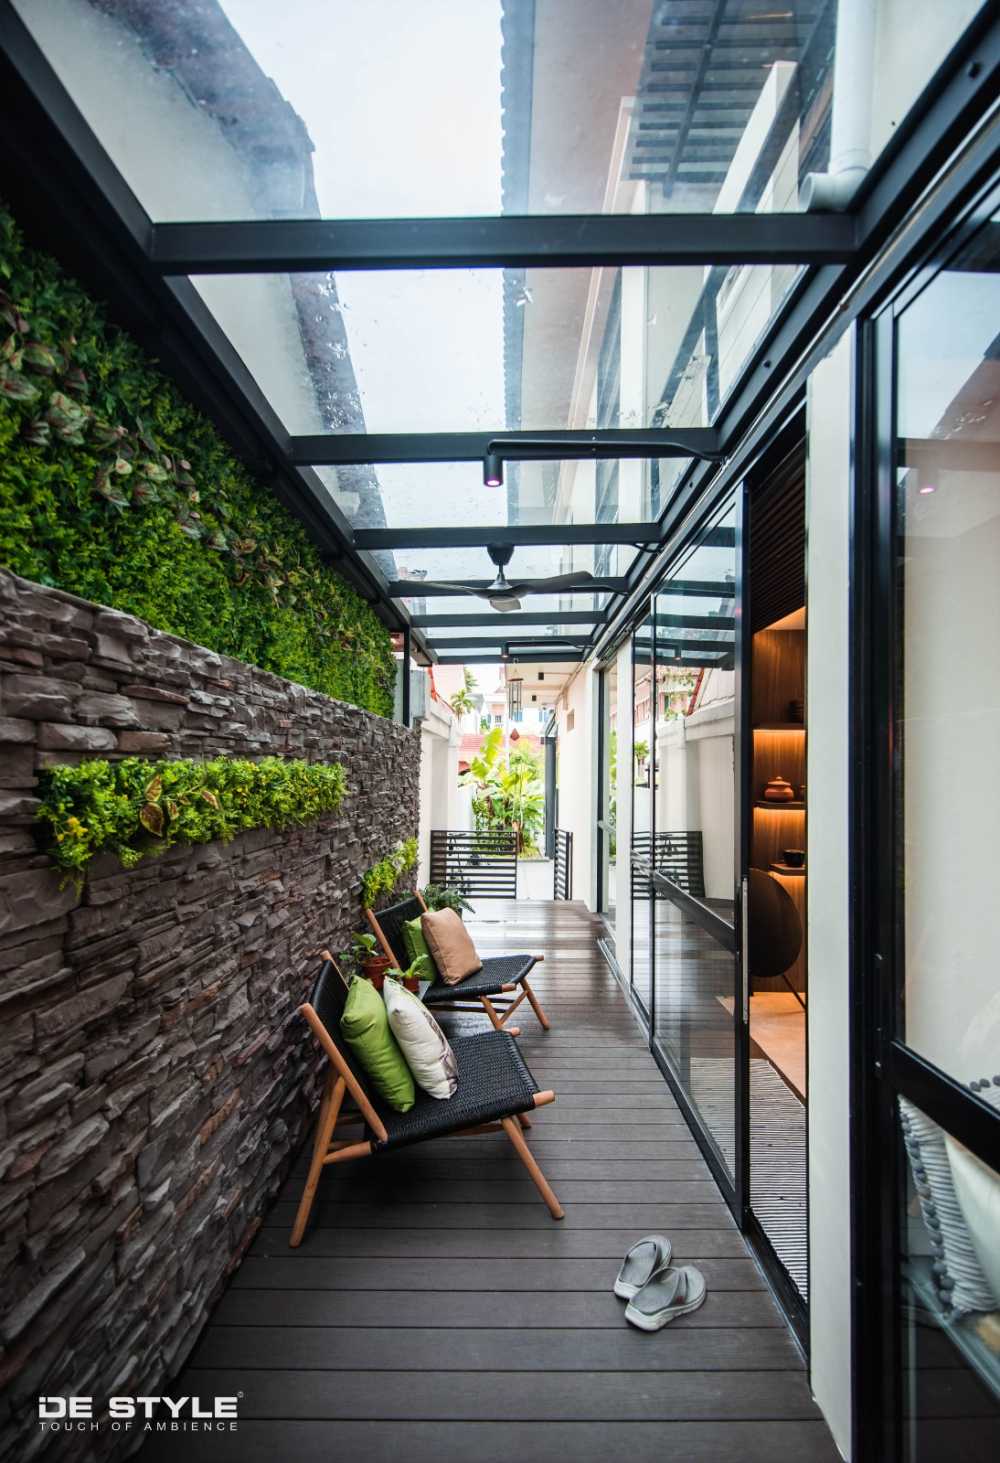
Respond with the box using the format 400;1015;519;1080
801;0;876;211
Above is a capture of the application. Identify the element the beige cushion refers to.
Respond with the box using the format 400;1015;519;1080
420;908;482;986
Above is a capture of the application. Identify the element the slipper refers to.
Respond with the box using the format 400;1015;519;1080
624;1263;707;1330
613;1234;672;1299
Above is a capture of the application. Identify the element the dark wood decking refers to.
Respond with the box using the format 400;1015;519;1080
149;900;838;1463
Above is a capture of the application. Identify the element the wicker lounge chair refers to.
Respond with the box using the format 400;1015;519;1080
366;892;552;1035
290;957;563;1246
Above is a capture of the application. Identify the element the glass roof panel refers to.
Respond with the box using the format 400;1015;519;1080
15;1;984;220
313;459;690;533
421;623;598;641
191;263;802;435
377;542;636;588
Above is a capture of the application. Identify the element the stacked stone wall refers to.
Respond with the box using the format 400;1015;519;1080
0;569;419;1459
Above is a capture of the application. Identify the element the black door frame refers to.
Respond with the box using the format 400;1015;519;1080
850;179;1000;1463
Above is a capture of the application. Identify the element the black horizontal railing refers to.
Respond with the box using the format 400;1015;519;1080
429;830;517;900
631;830;706;899
554;830;573;901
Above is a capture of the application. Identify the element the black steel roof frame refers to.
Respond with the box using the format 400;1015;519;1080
150;211;856;273
2;3;996;674
353;522;662;550
412;610;601;627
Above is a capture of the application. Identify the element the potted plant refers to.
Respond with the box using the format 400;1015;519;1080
421;884;474;920
387;959;423;996
351;931;391;991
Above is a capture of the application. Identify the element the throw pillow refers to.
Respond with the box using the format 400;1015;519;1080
340;976;415;1112
420;907;483;986
402;915;437;982
899;1095;997;1316
383;976;458;1100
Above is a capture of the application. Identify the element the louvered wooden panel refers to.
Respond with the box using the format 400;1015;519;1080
749;441;806;634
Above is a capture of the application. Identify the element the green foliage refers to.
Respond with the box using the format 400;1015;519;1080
0;203;395;716
351;931;379;958
460;728;545;854
421;884;474;916
361;837;419;909
36;754;347;882
449;666;478;718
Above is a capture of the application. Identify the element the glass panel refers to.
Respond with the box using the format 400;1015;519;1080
17;1;984;219
191;264;801;434
897;1099;1000;1460
652;497;738;1183
314;459;691;534
373;543;632;585
422;623;596;642
631;616;654;1019
894;220;1000;1091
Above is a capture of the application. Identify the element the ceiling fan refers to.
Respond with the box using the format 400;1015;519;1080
418;543;621;612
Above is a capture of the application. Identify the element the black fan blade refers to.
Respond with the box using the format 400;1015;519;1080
507;571;620;595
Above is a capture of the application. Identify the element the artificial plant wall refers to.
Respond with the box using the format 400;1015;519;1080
0;203;395;716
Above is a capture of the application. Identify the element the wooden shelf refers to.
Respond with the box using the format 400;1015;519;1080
770;861;806;877
755;799;805;810
754;723;806;731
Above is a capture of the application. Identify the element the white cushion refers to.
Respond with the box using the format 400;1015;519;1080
382;977;458;1100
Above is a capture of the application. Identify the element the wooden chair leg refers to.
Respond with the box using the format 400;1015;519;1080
290;1074;344;1248
516;1111;532;1130
521;977;551;1032
501;1116;564;1219
481;995;520;1037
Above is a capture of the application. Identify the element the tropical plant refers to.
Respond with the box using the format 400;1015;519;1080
421;884;474;916
36;754;347;883
0;202;395;715
460;726;545;854
351;931;378;959
449;667;478;720
633;739;650;782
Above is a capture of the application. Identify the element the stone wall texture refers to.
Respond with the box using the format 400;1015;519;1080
0;569;420;1459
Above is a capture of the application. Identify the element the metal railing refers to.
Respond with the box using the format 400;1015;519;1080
554;829;573;900
631;830;706;899
429;830;517;900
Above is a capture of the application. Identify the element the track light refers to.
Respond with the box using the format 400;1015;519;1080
483;452;503;487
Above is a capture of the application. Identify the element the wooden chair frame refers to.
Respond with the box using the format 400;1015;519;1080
366;891;551;1036
290;959;562;1248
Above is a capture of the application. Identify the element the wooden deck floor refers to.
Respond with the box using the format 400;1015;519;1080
148;900;838;1463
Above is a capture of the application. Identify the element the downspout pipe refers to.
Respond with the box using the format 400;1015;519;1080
801;0;876;211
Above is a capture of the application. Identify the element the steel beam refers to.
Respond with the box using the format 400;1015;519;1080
435;652;585;665
291;429;722;465
412;611;602;627
387;578;628;598
150;212;857;274
428;636;590;649
354;522;662;549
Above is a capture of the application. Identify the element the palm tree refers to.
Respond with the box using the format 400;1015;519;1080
449;667;478;721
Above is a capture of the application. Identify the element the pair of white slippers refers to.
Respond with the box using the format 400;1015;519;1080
614;1235;707;1331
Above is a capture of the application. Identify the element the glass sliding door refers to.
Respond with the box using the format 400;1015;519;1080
647;497;740;1189
867;213;1000;1460
630;615;655;1020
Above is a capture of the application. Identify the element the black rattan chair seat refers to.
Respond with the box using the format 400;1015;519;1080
422;953;536;1005
367;1030;538;1151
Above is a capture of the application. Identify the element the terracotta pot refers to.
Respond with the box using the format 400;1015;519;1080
403;974;421;995
361;955;391;991
764;774;795;803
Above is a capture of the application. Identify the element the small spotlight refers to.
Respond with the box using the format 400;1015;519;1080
918;484;936;495
483;452;503;487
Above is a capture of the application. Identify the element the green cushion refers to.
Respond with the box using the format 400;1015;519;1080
340;977;415;1112
402;915;437;982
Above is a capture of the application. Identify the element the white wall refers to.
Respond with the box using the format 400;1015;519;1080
657;699;736;901
614;641;634;969
555;664;599;909
805;331;853;1461
417;701;460;887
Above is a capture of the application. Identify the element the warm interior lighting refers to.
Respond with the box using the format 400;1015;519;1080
483;452;503;487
